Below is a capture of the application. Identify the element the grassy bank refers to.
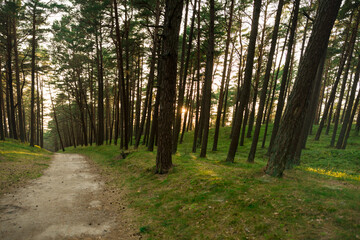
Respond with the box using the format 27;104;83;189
0;139;52;195
67;126;360;239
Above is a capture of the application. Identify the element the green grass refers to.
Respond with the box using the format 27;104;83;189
66;125;360;239
0;139;52;195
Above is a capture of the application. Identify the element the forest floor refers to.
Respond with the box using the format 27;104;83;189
66;126;360;240
0;151;139;240
0;139;52;196
0;126;359;239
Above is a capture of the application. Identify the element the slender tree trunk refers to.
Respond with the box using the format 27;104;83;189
341;73;353;123
267;0;299;155
30;3;36;146
0;57;4;140
330;12;359;146
135;56;142;140
134;0;160;149
95;23;104;146
261;71;277;148
336;55;360;148
148;38;163;152
212;0;234;151
222;46;234;127
326;101;334;135
299;0;313;61
247;0;285;163
113;0;128;149
315;12;358;140
180;67;196;144
226;0;261;162
173;0;198;153
36;74;41;145
192;0;202;153
293;48;327;165
6;12;17;140
50;88;64;152
246;1;269;139
343;91;360;146
356;104;360;135
200;0;215;158
239;104;249;146
13;18;24;142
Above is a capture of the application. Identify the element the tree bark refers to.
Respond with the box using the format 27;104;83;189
30;2;36;146
0;57;4;140
95;23;104;146
156;0;183;174
200;0;215;158
13;17;24;142
192;0;202;153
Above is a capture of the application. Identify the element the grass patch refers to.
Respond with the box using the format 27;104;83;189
66;125;360;239
0;139;52;195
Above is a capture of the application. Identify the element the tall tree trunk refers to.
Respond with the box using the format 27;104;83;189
134;0;160;149
95;23;105;146
299;0;313;61
326;101;334;135
315;12;358;141
265;0;342;177
336;55;360;148
173;0;198;153
293;48;327;165
200;0;215;158
6;11;17;140
135;56;142;140
343;91;360;146
212;0;234;151
267;0;299;155
30;3;36;146
226;0;261;162
36;74;41;145
356;102;360;135
262;69;277;148
222;45;235;127
49;88;65;152
192;0;202;153
330;13;360;146
0;57;4;140
246;1;269;139
148;38;163;152
180;66;196;144
247;0;286;163
239;104;249;146
156;0;183;174
13;17;24;142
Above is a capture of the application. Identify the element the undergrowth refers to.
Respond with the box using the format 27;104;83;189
66;125;360;239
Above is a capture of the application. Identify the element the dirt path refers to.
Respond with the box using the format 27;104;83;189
0;153;139;240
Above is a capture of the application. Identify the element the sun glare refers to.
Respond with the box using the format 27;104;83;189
182;107;187;114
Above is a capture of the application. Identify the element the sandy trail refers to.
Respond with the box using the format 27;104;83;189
0;153;138;240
